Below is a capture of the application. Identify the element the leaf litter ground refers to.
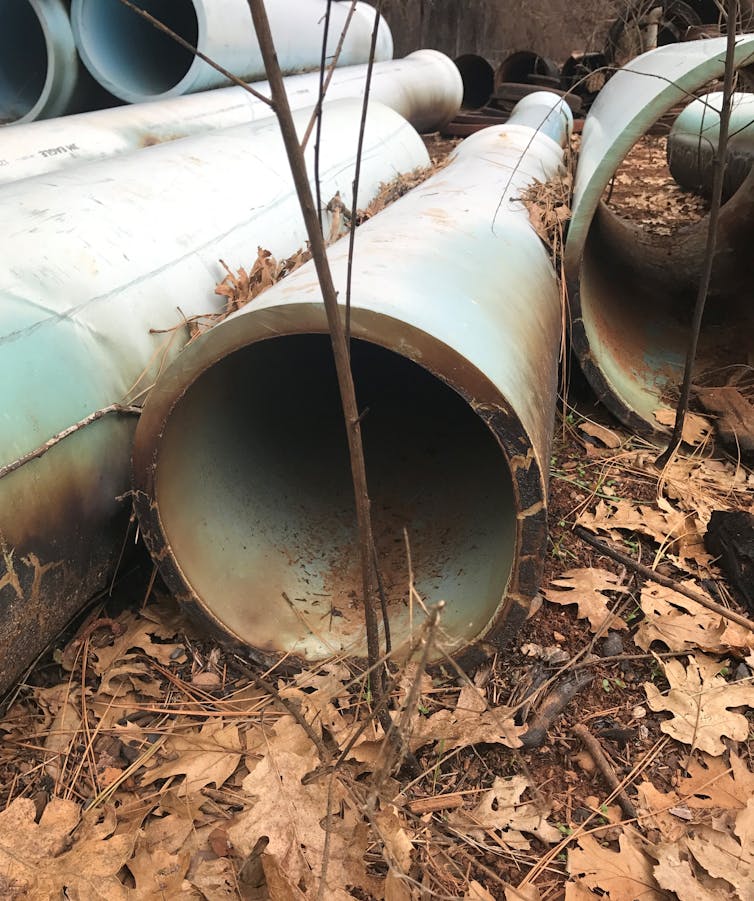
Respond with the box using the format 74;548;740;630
1;136;754;901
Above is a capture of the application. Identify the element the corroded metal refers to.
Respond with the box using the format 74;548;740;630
133;93;573;669
565;36;754;436
0;101;428;698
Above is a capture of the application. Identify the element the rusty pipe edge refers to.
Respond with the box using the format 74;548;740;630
565;36;754;436
132;93;573;671
668;91;754;199
0;99;429;699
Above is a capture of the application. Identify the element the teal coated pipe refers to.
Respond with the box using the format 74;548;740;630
0;50;462;184
132;93;573;670
0;100;429;698
0;0;79;124
72;0;393;103
565;36;754;437
668;91;754;199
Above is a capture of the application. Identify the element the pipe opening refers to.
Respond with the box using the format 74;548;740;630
75;0;198;97
454;54;494;109
0;0;48;123
578;163;754;429
496;51;559;86
155;335;516;661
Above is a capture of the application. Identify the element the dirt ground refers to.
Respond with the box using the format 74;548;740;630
0;134;752;900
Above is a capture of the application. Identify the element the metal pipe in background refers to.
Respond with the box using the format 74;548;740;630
0;50;462;185
668;91;754;199
0;100;429;698
565;36;754;437
132;93;573;670
0;0;79;124
454;54;495;108
71;0;393;103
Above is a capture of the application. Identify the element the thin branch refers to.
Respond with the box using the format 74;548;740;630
301;1;360;150
246;0;384;686
572;723;637;820
656;0;741;467
345;1;383;343
314;0;333;231
574;525;754;632
115;0;272;106
0;404;141;481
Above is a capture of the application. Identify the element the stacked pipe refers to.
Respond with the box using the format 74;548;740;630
131;93;573;669
0;100;430;696
1;0;394;124
565;36;754;436
0;50;462;184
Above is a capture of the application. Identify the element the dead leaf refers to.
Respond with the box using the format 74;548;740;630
577;499;696;556
467;880;497;900
568;830;664;901
654;408;712;446
409;706;524;752
227;727;379;900
684;798;754;900
505;885;542;901
0;797;136;899
636;583;753;654
579;421;623;448
653;842;735;901
644;653;754;754
448;775;560;849
141;719;243;794
543;568;629;632
90;604;186;676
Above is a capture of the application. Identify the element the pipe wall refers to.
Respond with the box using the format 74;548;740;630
132;93;572;669
565;36;754;436
0;50;461;185
668;91;754;199
72;0;393;103
1;0;79;124
0;100;428;698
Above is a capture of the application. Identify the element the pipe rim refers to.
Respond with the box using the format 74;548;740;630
133;305;546;670
71;0;201;102
1;0;78;124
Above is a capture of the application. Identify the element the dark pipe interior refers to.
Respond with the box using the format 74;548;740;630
155;336;516;661
77;0;197;96
454;54;494;109
0;0;47;122
496;51;558;86
579;168;754;427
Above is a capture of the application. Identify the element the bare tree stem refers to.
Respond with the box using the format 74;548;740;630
246;0;383;684
656;0;740;467
345;1;383;343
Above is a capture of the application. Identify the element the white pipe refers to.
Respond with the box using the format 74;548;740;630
132;93;572;666
71;0;393;103
0;51;461;185
0;99;428;697
0;0;79;124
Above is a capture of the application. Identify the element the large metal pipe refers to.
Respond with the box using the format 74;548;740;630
565;37;754;437
131;93;572;670
0;0;79;124
0;100;428;698
0;50;461;185
668;91;754;199
71;0;393;103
